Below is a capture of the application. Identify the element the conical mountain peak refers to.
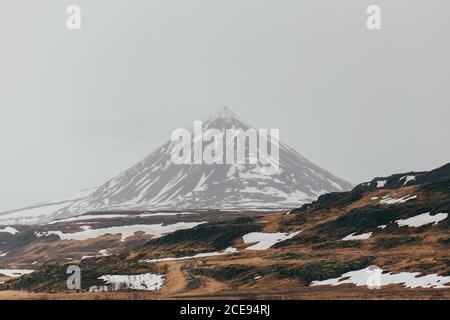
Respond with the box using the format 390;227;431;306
62;109;352;212
217;106;234;118
204;107;251;131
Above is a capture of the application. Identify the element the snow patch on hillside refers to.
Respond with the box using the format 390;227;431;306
396;212;448;228
0;269;35;278
380;194;417;205
146;247;237;263
138;212;198;217
242;231;300;250
341;232;372;241
376;180;386;188
400;175;416;186
48;214;130;224
0;227;19;235
38;222;204;241
90;273;164;292
311;268;450;289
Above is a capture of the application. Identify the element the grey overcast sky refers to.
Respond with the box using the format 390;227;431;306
0;0;449;211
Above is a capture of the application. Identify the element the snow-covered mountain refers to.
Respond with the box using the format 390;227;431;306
69;108;352;212
0;108;352;224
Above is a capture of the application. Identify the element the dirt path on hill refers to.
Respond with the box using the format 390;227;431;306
158;261;188;295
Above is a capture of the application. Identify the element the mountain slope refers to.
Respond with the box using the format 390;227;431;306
68;108;352;212
0;188;96;225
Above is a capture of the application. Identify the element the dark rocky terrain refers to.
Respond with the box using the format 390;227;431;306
1;163;448;299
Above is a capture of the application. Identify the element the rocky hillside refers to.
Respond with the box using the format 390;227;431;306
2;163;449;299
